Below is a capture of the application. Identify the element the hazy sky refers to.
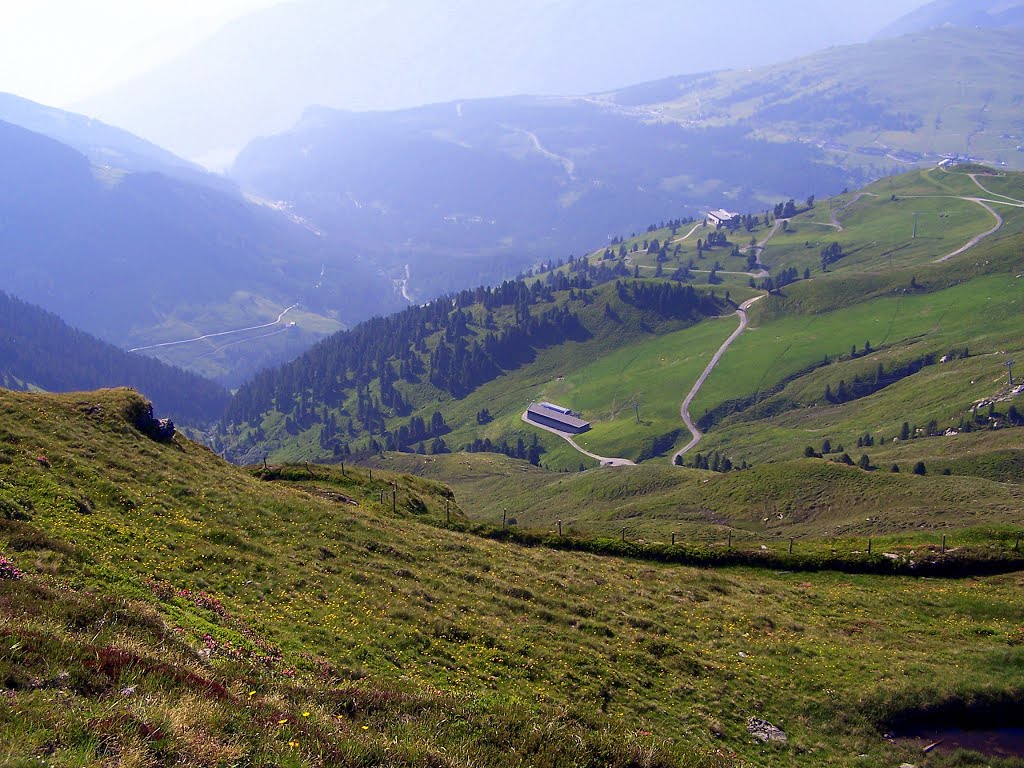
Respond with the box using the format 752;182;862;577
0;0;284;106
0;0;929;110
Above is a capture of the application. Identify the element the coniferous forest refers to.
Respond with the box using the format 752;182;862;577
223;261;725;459
0;290;229;424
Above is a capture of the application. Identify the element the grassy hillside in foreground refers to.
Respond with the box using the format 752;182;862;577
3;388;1024;766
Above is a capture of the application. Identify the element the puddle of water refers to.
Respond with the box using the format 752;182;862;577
896;727;1024;758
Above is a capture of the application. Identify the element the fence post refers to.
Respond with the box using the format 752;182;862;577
671;532;676;546
941;534;946;554
446;497;450;524
1016;536;1021;553
622;527;626;543
789;537;794;554
728;531;732;549
868;538;872;555
340;461;345;477
558;520;562;537
392;484;397;514
502;509;506;530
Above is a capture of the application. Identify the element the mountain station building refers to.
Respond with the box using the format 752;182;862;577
526;402;591;434
706;209;740;227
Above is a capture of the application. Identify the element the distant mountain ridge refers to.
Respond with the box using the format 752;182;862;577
0;92;232;193
232;97;849;301
876;0;1024;37
0;118;403;386
228;27;1022;302
78;0;923;165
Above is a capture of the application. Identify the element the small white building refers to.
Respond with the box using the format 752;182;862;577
706;208;739;226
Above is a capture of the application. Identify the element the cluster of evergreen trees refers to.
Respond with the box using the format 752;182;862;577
464;434;543;466
675;451;750;472
823;353;938;405
773;199;800;218
820;242;845;271
614;281;722;321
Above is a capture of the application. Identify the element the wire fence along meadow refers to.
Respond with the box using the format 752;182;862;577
456;520;1024;578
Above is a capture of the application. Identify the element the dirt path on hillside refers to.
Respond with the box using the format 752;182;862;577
898;189;1022;263
827;192;877;231
520;411;636;467
969;174;1024;205
672;294;766;464
672;222;704;244
933;198;1005;263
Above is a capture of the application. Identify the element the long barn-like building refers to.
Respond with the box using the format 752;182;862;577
526;403;591;434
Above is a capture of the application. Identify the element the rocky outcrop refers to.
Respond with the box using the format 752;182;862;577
128;398;176;442
747;717;787;743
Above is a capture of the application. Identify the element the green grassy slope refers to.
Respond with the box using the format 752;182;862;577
464;173;1022;470
3;388;1024;766
371;449;1023;544
755;168;1024;276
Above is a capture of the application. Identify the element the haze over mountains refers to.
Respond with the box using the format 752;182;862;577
227;25;1023;301
1;0;1021;385
0;117;402;385
79;0;926;166
877;0;1024;37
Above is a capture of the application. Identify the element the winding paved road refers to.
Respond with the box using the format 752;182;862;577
672;294;766;464
520;411;635;467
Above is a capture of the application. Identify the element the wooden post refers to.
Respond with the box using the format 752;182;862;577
368;468;372;480
558;520;562;537
868;538;872;555
621;527;626;543
1015;536;1020;553
727;531;732;549
305;461;312;476
392;484;397;514
340;461;345;476
941;534;946;554
671;532;676;546
789;537;794;554
446;497;450;524
502;509;506;530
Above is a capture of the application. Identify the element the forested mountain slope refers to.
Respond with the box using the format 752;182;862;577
219;168;1024;516
220;252;727;463
0;290;227;425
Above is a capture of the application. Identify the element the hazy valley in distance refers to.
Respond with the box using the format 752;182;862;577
1;1;1024;766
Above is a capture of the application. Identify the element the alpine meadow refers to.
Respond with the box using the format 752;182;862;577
1;1;1024;767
